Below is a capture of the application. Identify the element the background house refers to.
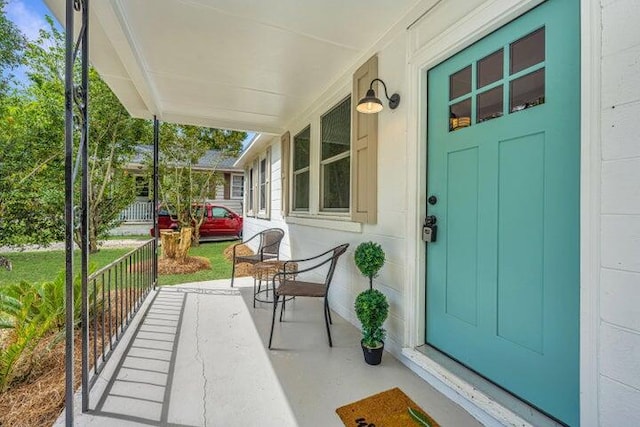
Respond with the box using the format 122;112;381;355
112;145;244;235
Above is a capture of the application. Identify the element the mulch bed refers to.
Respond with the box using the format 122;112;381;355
157;255;211;275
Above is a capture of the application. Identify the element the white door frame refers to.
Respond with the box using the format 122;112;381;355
403;0;601;424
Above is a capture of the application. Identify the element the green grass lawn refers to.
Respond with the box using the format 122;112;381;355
0;240;238;287
0;248;132;286
158;240;238;286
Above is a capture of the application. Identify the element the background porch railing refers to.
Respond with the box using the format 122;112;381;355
83;239;156;404
118;200;153;222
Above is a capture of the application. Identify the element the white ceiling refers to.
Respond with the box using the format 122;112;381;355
44;0;421;135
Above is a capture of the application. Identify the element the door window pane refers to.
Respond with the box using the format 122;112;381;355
477;49;503;88
510;68;545;113
510;28;545;75
322;156;350;210
449;98;471;131
477;86;504;123
449;65;472;100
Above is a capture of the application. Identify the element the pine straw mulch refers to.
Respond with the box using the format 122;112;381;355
157;255;211;275
0;331;82;427
222;244;255;277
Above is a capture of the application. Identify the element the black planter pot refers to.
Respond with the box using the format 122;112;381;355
361;340;384;365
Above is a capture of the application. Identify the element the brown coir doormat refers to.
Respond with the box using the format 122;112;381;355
336;387;440;427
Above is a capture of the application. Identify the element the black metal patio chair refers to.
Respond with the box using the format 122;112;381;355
230;228;285;287
268;243;349;349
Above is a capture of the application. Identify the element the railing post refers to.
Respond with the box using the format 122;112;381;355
153;116;160;289
64;0;75;425
65;0;91;420
80;0;90;414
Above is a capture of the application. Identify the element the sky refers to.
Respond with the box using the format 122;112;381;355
5;0;56;86
4;0;256;146
6;0;51;41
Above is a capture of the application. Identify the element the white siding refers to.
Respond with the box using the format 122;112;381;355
599;0;640;423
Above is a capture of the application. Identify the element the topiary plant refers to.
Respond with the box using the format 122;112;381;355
355;288;389;348
354;241;385;290
354;242;388;349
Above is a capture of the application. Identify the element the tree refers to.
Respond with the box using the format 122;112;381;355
0;10;63;246
80;69;150;251
0;16;150;251
156;124;245;247
0;89;67;245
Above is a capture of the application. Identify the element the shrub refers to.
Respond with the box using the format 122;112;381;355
354;241;385;290
0;270;95;391
354;289;389;348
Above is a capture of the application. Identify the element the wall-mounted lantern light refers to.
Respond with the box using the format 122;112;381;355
356;78;400;114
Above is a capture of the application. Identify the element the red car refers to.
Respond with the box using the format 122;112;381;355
150;204;243;240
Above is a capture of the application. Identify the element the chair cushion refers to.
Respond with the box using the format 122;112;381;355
276;280;327;298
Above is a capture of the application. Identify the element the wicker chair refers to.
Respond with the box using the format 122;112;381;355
268;243;349;349
230;228;285;287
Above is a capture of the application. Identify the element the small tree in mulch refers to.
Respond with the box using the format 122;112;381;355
160;227;193;262
157;227;212;275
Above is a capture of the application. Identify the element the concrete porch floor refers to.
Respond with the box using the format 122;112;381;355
58;277;482;426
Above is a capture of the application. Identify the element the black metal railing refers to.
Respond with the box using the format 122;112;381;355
82;239;156;403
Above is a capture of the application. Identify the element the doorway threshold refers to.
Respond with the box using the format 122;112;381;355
403;345;564;427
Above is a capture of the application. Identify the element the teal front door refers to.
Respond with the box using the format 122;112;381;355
425;1;579;425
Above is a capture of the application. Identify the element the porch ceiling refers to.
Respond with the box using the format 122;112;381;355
43;0;419;135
